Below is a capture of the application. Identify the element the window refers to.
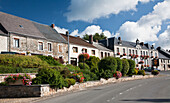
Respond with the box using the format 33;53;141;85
108;53;110;57
101;52;103;58
129;49;131;54
105;52;107;57
38;42;43;50
92;50;95;55
117;48;119;53
13;38;19;48
141;51;142;55
155;52;157;57
146;51;148;56
82;48;87;53
123;48;125;54
48;43;52;51
143;51;145;56
132;50;134;54
136;50;138;55
151;51;153;56
73;47;78;53
58;45;63;53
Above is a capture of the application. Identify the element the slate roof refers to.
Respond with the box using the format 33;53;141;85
93;42;113;52
33;22;67;43
99;37;152;50
0;12;67;43
157;47;170;59
61;34;97;48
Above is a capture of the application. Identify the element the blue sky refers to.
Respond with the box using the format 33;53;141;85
0;0;170;49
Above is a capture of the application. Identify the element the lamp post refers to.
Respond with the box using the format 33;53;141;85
82;49;85;69
66;31;70;64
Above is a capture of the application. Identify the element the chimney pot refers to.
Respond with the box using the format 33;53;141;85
140;42;144;46
66;31;69;36
51;24;55;28
118;37;121;41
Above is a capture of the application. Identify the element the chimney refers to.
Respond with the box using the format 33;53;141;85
66;31;69;36
157;46;161;50
89;35;93;44
151;45;154;49
140;42;144;46
77;36;80;38
136;39;139;45
51;24;55;29
118;37;122;44
169;50;170;53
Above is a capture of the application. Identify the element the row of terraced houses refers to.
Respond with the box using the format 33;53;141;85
0;12;170;71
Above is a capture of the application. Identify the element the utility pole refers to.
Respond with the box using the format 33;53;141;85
66;31;70;64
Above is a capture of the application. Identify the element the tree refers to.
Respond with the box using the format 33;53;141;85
83;34;89;40
83;33;107;42
122;59;129;76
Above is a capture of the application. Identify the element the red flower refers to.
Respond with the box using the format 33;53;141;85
117;52;120;55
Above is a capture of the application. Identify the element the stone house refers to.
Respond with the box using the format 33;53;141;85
99;37;159;70
61;34;99;66
0;12;68;62
157;47;170;71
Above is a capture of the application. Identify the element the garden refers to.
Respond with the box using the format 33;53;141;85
0;54;158;89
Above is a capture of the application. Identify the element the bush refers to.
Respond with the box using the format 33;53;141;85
138;70;146;76
0;54;48;68
122;59;129;76
99;69;113;79
77;69;98;81
78;53;90;62
85;56;100;72
78;63;90;70
133;69;139;75
32;68;67;89
115;58;122;72
151;70;159;75
0;82;8;86
72;72;84;83
127;59;136;75
66;64;80;72
37;55;61;66
65;78;76;87
0;65;23;73
98;57;117;73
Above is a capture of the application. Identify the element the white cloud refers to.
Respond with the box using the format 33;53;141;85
55;25;113;38
65;0;151;22
54;26;68;34
73;25;113;38
117;0;170;49
156;25;170;49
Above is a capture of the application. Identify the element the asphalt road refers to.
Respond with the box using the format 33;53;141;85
36;75;170;103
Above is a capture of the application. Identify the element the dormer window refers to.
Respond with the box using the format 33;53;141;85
19;25;23;28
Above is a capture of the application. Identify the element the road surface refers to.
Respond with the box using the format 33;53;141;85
35;75;170;103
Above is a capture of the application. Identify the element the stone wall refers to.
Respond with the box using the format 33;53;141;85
9;34;68;62
0;84;50;98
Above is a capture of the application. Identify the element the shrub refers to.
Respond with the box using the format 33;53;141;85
133;69;139;75
78;53;90;62
121;59;129;76
0;65;23;73
32;68;67;89
0;54;48;68
66;64;80;72
85;56;100;72
115;58;122;72
0;82;8;86
99;69;113;79
77;69;98;81
113;71;122;79
127;59;136;75
72;72;84;83
37;55;61;66
151;70;159;75
78;63;90;70
98;57;117;73
65;78;76;87
56;67;72;78
138;70;145;76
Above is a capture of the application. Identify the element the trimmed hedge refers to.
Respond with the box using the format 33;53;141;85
0;54;48;68
151;70;159;75
127;59;136;75
85;56;100;72
36;55;61;66
122;59;129;76
138;70;146;76
115;58;122;72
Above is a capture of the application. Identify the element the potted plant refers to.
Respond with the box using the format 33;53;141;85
123;53;126;56
117;52;120;55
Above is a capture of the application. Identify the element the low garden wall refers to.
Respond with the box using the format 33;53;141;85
0;75;154;98
0;84;49;98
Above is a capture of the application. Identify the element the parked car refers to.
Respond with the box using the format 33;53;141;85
144;67;152;72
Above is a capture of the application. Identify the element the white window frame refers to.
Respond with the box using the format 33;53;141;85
38;41;44;51
47;42;52;52
13;38;20;48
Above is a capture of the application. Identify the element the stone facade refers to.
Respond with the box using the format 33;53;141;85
0;35;7;53
158;59;170;71
9;34;68;62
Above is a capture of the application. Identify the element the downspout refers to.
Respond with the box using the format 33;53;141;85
8;32;11;52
